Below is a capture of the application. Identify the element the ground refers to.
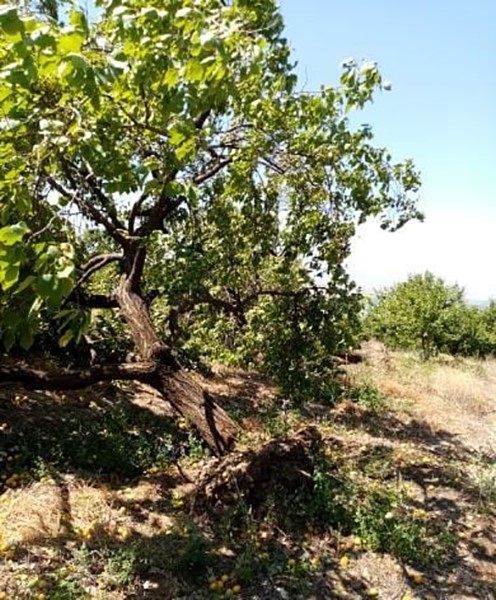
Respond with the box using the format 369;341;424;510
0;345;495;599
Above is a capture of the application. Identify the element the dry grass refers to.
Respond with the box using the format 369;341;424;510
349;351;496;453
0;476;177;548
1;358;496;599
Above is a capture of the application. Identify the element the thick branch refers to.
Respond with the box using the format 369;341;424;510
70;291;118;309
128;190;149;234
0;362;157;391
194;109;211;129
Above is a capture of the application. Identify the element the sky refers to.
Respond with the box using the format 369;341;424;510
280;0;496;300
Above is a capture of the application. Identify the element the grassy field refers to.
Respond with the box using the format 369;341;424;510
0;347;495;599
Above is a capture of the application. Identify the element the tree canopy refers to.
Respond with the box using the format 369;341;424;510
0;0;421;449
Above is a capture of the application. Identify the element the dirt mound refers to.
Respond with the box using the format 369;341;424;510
193;426;322;513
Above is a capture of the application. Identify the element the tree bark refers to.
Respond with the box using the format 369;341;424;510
114;263;238;455
0;362;157;390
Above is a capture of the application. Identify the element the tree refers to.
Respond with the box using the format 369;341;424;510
0;0;421;451
364;272;496;359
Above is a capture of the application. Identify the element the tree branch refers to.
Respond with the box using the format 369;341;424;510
77;159;125;231
0;362;158;391
46;175;127;246
75;253;123;291
194;109;211;130
128;190;150;234
193;158;232;184
70;291;119;309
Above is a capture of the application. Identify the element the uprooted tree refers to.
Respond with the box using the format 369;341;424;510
0;0;421;453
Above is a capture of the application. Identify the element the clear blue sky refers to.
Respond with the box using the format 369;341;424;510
280;0;496;299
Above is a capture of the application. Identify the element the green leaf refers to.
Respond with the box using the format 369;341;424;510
175;137;196;160
69;9;88;33
0;222;29;246
15;275;36;294
0;7;24;37
19;326;34;350
58;328;74;348
169;128;187;146
58;32;85;55
163;68;179;87
1;263;20;290
36;273;56;298
185;59;205;82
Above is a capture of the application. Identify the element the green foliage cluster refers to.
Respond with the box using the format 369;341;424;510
364;272;496;359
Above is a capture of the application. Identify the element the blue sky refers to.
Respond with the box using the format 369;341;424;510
280;0;496;299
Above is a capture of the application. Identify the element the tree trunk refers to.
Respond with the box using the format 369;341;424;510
114;269;238;455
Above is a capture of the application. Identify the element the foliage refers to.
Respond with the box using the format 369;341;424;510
0;0;420;404
364;272;496;359
0;390;193;489
306;454;455;567
350;382;388;410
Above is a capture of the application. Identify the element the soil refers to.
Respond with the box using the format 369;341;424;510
0;353;495;599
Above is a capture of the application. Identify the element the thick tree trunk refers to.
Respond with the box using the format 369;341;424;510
114;267;238;455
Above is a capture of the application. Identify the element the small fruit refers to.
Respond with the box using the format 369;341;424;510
412;573;424;585
339;555;350;568
117;526;131;540
232;585;241;594
221;574;229;583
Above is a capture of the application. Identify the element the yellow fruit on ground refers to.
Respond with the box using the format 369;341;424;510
117;526;131;540
339;555;350;568
0;592;6;600
232;585;241;594
221;574;229;582
367;589;379;597
412;573;424;585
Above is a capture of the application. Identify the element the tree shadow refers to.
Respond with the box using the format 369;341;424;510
1;376;496;599
0;382;196;491
333;402;496;598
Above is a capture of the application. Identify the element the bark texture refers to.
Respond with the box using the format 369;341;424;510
114;264;238;454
